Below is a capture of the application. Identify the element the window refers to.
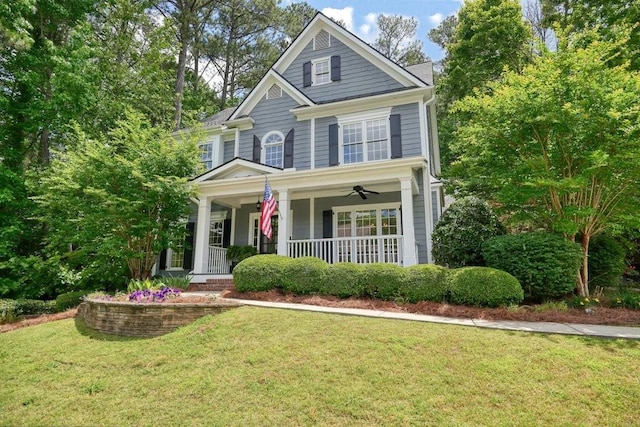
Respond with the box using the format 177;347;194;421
262;131;284;168
339;110;391;164
199;142;213;170
312;57;331;85
167;246;184;270
209;219;224;247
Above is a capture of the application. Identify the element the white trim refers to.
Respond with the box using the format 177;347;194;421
193;157;284;183
336;107;392;124
331;203;403;240
230;208;236;245
337;108;392;166
165;248;185;271
310;118;316;169
313;29;331;50
309;197;315;239
423;166;433;263
311;56;331;86
261;130;285;168
234;128;239;158
418;101;428;159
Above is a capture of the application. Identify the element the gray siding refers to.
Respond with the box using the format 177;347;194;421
291;199;310;239
282;36;405;104
314;116;336;168
413;169;428;264
238;93;311;170
233;203;254;246
223;139;235;163
391;103;422;158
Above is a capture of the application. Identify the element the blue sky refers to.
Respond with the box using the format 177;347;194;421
291;0;464;61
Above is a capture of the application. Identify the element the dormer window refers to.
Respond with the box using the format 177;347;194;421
303;56;341;87
262;131;284;168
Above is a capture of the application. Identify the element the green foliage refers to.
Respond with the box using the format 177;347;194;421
482;232;583;302
321;263;365;298
447;267;524;307
1;298;57;322
35;110;202;280
360;263;406;300
156;276;192;291
372;15;428;66
127;279;156;292
55;291;87;311
432;197;506;268
226;245;258;262
613;289;640;311
402;264;449;303
281;257;329;295
0;256;81;300
232;255;291;292
588;235;626;288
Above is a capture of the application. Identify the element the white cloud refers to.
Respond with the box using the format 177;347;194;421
429;13;444;26
359;24;371;35
364;13;377;25
321;7;354;32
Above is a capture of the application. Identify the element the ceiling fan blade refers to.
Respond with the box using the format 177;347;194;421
344;191;356;198
363;189;380;195
358;192;367;200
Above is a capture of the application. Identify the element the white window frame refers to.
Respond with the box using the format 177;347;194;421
199;135;222;170
249;211;293;251
332;202;402;237
312;57;331;86
261;131;284;168
199;142;213;170
166;247;185;271
337;108;392;165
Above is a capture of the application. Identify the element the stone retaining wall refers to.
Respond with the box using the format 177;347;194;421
78;298;243;337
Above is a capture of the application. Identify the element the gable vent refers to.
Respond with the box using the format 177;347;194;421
314;30;331;50
267;84;282;99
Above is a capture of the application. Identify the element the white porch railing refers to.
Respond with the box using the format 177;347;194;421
288;235;403;265
208;246;231;274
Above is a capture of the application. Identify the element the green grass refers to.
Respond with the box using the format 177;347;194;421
1;307;639;426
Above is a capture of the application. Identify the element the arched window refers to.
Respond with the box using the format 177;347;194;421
262;131;284;168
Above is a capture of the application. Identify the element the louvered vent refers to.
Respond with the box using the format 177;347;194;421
314;30;330;50
267;84;282;99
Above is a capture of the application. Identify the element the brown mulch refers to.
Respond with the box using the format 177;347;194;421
1;309;78;333
222;289;640;327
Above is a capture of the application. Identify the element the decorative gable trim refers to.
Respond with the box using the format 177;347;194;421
229;70;315;121
192;157;284;183
313;29;331;50
273;13;427;89
266;84;282;99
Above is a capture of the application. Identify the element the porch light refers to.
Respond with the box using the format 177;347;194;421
256;199;262;211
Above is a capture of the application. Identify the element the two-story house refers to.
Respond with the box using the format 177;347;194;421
158;13;443;287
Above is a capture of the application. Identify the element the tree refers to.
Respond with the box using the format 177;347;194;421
427;15;457;52
372;14;428;66
448;33;640;296
35;111;203;280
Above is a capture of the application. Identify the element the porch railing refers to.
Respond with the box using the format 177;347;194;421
288;235;403;265
208;246;231;274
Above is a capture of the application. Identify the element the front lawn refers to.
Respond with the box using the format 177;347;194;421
1;307;639;426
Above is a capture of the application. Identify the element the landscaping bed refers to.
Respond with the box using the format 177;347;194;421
222;289;640;327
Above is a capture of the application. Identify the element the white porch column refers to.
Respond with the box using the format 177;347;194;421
193;197;212;274
277;189;290;256
422;166;434;263
400;178;418;266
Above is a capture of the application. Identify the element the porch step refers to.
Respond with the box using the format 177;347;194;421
187;278;235;292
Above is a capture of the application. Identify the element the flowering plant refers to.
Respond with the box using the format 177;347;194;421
128;287;181;303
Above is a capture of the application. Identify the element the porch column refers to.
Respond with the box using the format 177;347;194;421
277;189;290;256
193;196;212;274
400;178;418;266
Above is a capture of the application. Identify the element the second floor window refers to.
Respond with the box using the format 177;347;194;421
199;142;213;170
263;131;284;168
313;57;331;85
342;117;389;164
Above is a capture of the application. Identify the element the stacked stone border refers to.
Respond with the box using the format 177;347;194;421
78;298;243;337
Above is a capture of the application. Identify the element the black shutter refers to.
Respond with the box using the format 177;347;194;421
183;222;195;270
159;249;167;271
329;123;339;166
322;210;333;238
253;135;261;162
222;218;231;248
303;61;312;87
390;114;402;159
284;129;294;168
331;55;341;81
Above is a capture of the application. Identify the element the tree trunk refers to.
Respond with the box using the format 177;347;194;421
173;18;191;130
578;233;591;297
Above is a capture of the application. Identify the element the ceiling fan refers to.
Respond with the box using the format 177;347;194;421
345;185;379;200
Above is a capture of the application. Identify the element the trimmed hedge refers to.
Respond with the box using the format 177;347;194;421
281;257;329;295
0;299;57;323
402;264;449;303
55;291;88;311
361;263;405;300
233;254;292;292
447;267;524;307
588;235;626;288
482;232;583;302
322;263;365;298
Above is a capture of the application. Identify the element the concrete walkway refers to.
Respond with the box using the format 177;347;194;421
220;297;640;340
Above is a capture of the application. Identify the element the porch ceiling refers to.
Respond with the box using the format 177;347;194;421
196;156;427;206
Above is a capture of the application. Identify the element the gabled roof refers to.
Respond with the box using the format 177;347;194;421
273;12;428;89
201;107;236;128
228;70;315;121
192;157;284;183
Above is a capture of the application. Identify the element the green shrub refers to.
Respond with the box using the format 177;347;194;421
447;267;524;307
154;276;192;291
588;235;626;288
613;289;640;310
321;263;365;298
232;254;291;292
360;263;405;300
281;257;329;295
55;291;87;311
0;299;18;323
128;279;156;292
432;197;505;268
482;232;583;302
402;264;449;303
10;299;57;316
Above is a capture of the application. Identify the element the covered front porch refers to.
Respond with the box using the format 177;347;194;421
190;157;436;282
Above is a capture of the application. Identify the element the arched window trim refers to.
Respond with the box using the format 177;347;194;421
261;131;285;168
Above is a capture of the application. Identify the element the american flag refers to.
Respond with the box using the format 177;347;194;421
260;178;277;240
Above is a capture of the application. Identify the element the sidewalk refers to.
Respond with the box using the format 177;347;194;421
220;297;640;340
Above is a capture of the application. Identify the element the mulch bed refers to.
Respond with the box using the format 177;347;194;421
1;309;78;333
223;289;640;327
